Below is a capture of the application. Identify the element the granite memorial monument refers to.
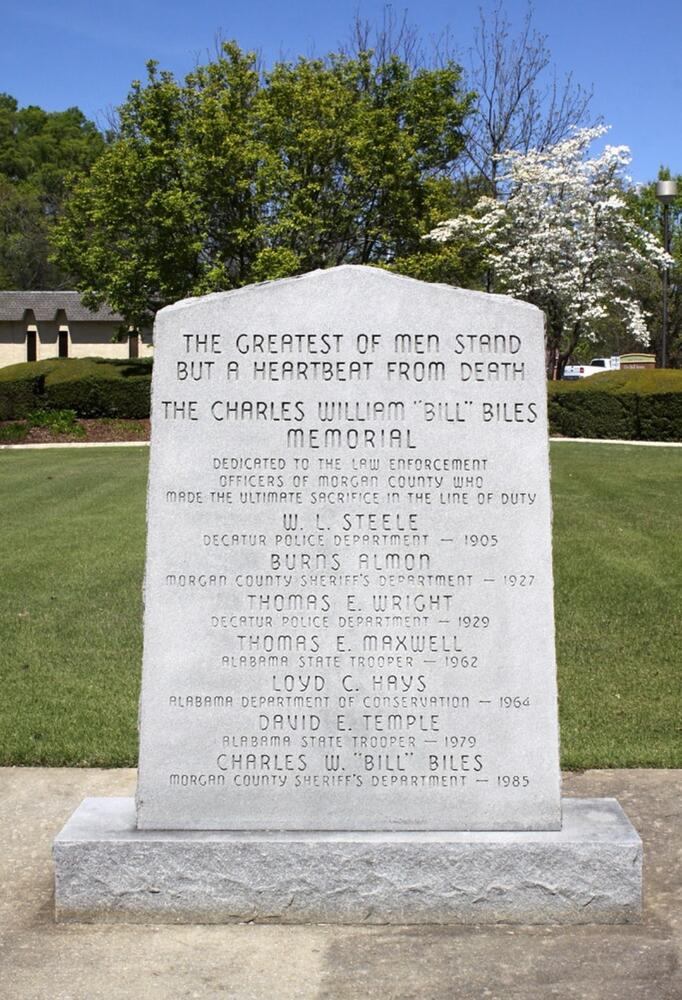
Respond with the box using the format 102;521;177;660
54;266;642;923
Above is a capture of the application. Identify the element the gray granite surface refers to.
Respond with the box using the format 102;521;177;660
54;796;641;925
137;266;561;831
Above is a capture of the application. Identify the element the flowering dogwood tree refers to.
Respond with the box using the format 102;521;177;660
428;127;670;375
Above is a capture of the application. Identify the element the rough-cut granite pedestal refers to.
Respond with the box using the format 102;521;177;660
54;797;641;925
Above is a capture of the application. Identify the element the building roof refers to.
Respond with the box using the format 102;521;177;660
0;291;124;323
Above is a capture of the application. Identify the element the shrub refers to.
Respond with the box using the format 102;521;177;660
27;408;85;437
0;372;45;419
43;374;151;418
0;358;152;419
3;359;681;441
548;389;637;439
549;369;682;441
637;393;682;442
0;421;29;443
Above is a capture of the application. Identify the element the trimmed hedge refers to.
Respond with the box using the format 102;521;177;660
2;359;682;441
0;373;45;420
549;370;682;442
0;358;152;419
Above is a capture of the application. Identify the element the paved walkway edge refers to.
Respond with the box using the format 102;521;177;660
550;437;682;447
0;441;150;450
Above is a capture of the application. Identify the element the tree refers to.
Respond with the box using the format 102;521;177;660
428;127;670;376
0;94;105;288
53;42;473;328
0;179;53;288
462;3;594;200
337;8;486;289
626;171;682;366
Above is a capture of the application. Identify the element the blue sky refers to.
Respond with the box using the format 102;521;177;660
2;0;681;182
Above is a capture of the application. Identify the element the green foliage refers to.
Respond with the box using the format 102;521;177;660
565;369;682;393
390;239;483;286
625;171;682;366
43;371;151;419
549;370;682;441
0;421;29;443
258;52;471;268
0;356;148;383
0;358;152;419
0;93;105;289
549;388;637;439
26;408;84;436
0;406;88;440
53;43;474;327
638;393;682;441
0;178;52;289
0;370;44;419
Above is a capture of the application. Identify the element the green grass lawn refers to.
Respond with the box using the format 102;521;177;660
0;443;680;769
551;443;681;768
0;447;147;766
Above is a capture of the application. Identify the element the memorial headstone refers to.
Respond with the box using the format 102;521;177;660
54;267;642;924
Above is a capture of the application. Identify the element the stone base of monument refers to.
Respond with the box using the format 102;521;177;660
53;797;642;925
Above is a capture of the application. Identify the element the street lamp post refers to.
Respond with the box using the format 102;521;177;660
656;179;678;368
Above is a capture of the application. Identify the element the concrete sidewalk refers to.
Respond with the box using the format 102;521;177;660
1;768;680;1000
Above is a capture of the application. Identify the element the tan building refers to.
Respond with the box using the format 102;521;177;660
0;291;152;369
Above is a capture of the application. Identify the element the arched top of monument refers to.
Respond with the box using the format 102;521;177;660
157;264;541;320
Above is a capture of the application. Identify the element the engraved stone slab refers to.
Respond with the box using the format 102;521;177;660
136;266;561;831
54;797;642;925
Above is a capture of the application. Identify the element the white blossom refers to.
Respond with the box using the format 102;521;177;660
429;127;671;363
